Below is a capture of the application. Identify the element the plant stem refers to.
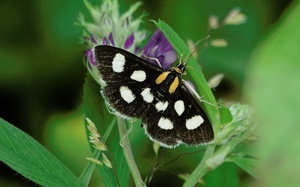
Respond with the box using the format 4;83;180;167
183;144;215;187
117;118;144;187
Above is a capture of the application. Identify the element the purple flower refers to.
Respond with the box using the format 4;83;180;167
142;29;177;69
84;29;176;73
84;49;96;66
84;35;98;69
84;31;137;71
108;33;115;46
90;35;97;44
124;33;134;49
102;32;115;46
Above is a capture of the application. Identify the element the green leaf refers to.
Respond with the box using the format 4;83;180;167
0;118;83;187
219;106;233;125
155;20;220;127
245;1;300;186
82;74;130;186
156;20;222;187
230;157;258;179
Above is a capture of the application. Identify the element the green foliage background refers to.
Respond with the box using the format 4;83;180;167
1;0;299;186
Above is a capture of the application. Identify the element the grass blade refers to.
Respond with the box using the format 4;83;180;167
0;118;83;187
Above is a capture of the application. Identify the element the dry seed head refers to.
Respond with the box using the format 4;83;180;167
224;7;247;25
101;153;112;168
86;157;103;166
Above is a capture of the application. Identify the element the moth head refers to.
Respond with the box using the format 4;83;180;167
174;63;186;75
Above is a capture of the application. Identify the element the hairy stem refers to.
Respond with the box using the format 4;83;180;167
118;118;144;187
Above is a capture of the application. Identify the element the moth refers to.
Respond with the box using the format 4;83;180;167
93;45;214;147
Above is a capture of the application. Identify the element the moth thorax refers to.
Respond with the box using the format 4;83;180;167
156;72;180;95
173;63;186;75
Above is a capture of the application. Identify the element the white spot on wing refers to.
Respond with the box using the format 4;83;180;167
119;86;135;103
186;115;204;130
130;70;146;82
112;53;125;73
155;101;168;112
174;100;185;116
158;117;174;130
141;88;154;103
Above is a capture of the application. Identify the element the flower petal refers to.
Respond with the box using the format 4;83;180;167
103;37;109;45
109;32;115;46
124;33;134;49
161;50;177;69
91;35;97;44
85;49;96;66
142;29;177;69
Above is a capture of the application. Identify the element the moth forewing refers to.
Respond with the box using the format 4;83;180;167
93;45;214;147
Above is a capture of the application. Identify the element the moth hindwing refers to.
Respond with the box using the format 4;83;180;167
93;45;214;148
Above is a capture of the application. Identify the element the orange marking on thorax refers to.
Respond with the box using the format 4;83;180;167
155;72;170;84
169;77;179;94
174;67;183;74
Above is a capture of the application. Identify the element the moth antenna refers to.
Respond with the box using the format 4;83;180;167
142;54;163;68
179;54;184;64
185;64;199;73
183;35;210;63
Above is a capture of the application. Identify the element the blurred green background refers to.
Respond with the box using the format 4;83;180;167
0;0;297;186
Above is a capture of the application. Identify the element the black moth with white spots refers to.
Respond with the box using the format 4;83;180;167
93;45;214;147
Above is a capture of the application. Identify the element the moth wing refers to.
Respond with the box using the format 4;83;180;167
93;45;163;84
142;83;214;147
93;45;163;118
174;84;214;145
